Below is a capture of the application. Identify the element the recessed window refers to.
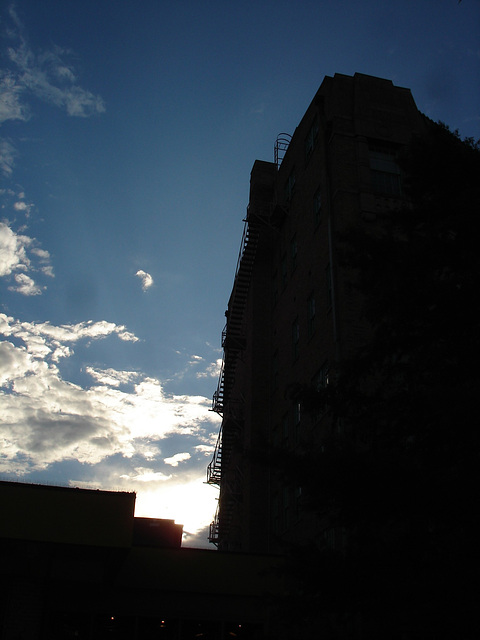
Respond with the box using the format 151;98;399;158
272;350;279;391
283;486;291;530
305;116;319;160
313;187;322;226
280;254;287;289
313;362;329;390
292;318;300;360
369;142;402;196
285;169;296;200
290;235;297;272
307;294;316;338
312;363;329;423
326;263;333;309
282;413;289;443
272;270;278;306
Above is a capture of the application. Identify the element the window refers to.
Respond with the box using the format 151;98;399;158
283;486;291;530
290;235;297;272
314;363;329;390
280;254;288;289
307;294;316;338
272;270;279;306
369;142;402;196
295;486;302;519
285;169;296;200
312;363;329;423
272;350;279;391
293;401;301;445
326;263;333;309
292;318;300;360
313;187;322;226
305;117;319;160
272;493;280;533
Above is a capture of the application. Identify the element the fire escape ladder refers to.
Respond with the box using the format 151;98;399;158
211;218;260;415
206;424;223;485
274;132;292;169
208;466;244;546
208;205;272;547
207;402;244;486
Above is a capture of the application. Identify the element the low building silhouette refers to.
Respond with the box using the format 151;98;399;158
0;480;283;639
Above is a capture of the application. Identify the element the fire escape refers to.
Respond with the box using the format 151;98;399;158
207;141;290;548
207;213;260;547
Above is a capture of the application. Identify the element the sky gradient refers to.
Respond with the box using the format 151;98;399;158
1;0;479;547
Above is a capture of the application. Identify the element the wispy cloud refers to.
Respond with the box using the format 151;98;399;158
135;269;154;291
2;5;105;122
0;4;105;177
0;139;17;176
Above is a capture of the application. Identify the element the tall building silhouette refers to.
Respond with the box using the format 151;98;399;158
207;73;425;553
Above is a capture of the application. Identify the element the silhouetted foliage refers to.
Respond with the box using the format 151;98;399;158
271;122;480;639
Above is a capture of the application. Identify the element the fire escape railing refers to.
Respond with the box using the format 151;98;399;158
208;202;275;546
211;216;260;416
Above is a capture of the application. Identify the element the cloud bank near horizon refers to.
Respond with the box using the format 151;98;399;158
0;313;220;473
0;312;221;540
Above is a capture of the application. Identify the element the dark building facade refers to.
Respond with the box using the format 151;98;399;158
207;73;426;553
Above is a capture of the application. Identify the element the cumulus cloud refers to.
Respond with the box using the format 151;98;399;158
0;220;31;276
135;269;154;291
85;367;140;388
120;468;172;483
0;219;54;294
196;358;222;379
164;452;191;467
0;313;220;476
8;272;43;295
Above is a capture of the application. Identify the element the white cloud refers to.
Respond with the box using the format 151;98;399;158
0;138;17;176
0;314;220;476
3;24;105;120
0;72;30;124
85;366;140;388
164;452;191;467
8;272;43;295
0;220;54;294
135;269;154;291
0;221;30;276
194;443;215;456
120;468;172;483
196;358;222;379
0;7;105;179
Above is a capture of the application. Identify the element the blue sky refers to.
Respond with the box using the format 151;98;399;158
1;0;479;547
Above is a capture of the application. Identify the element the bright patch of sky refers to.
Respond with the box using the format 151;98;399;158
1;0;479;547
